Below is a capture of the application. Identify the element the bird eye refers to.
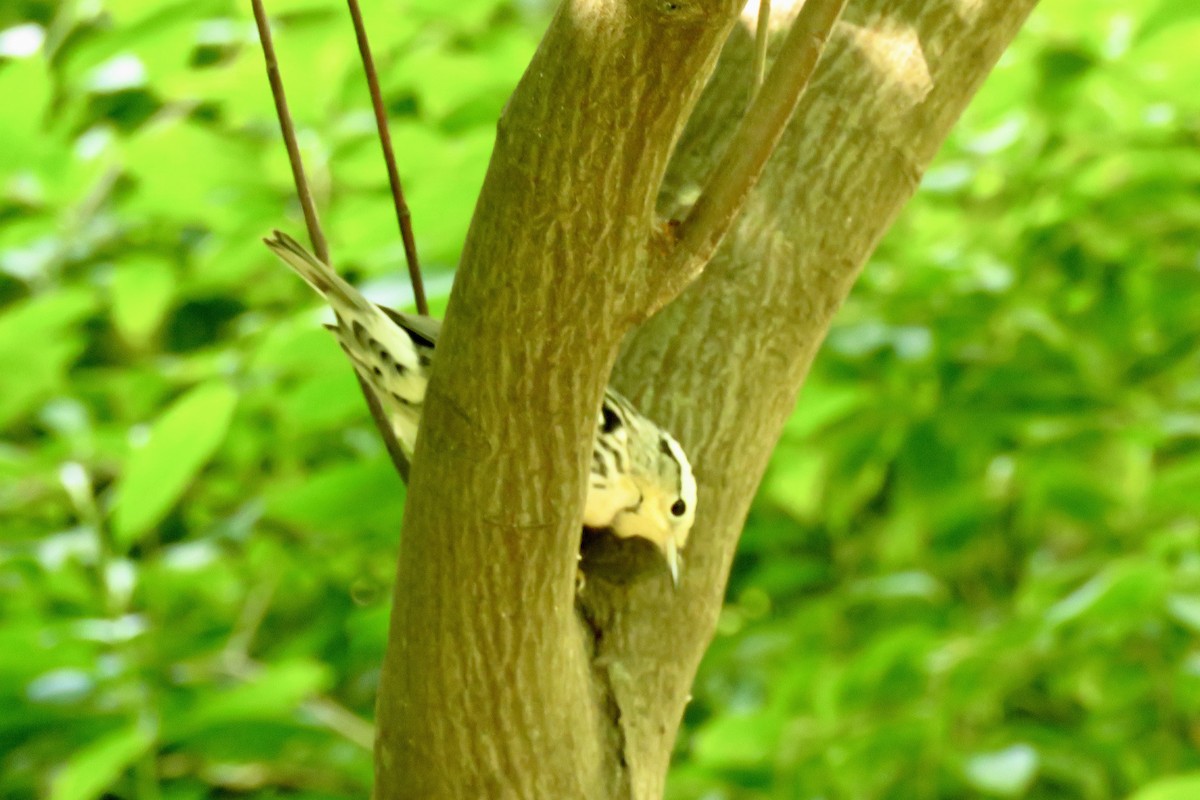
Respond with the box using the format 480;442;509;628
671;499;687;517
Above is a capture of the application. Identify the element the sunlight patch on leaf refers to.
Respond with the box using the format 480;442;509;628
964;744;1039;796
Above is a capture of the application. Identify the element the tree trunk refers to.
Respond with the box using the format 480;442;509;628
374;1;1038;798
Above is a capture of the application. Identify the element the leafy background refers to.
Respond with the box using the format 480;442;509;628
1;0;1198;798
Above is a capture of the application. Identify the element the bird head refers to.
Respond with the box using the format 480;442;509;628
609;431;696;586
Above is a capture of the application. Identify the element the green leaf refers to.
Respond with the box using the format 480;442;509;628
0;57;52;173
691;711;784;769
59;0;226;88
0;288;95;426
782;381;864;438
1128;774;1200;800
120;120;262;227
763;448;824;522
50;723;154;800
109;256;175;346
1137;1;1200;44
1044;561;1166;629
264;458;405;534
0;287;93;342
278;370;363;432
112;382;237;547
165;660;332;741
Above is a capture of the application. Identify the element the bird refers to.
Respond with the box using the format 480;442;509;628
263;230;697;585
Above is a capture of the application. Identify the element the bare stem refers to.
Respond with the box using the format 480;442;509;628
662;0;848;304
250;0;329;263
302;696;376;750
346;0;429;317
356;371;412;482
751;0;771;102
253;0;411;482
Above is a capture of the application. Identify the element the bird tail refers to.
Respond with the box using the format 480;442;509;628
263;230;368;313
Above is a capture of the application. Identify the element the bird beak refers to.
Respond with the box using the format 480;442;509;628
665;538;680;589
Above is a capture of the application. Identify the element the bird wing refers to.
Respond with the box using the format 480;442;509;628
379;306;441;347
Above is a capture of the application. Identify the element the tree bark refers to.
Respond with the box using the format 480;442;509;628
374;1;1038;798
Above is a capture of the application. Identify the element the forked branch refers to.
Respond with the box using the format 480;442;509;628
652;0;849;313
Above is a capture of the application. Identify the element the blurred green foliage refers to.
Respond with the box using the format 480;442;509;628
0;0;1197;798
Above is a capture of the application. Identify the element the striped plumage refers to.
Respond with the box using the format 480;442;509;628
264;230;697;584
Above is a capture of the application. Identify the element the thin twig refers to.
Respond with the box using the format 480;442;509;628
346;0;429;316
253;0;412;482
356;371;411;482
302;696;376;750
223;572;279;671
750;0;771;103
664;0;848;302
250;0;329;263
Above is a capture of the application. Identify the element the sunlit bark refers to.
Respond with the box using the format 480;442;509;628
375;1;1038;798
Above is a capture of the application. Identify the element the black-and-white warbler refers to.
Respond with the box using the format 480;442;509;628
264;231;697;585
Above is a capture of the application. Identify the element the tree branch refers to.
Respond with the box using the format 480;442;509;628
750;0;771;100
345;0;429;317
355;372;410;482
250;0;328;264
602;2;1041;795
375;3;745;797
651;0;848;315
